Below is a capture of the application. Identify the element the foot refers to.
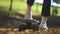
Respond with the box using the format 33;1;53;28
39;23;48;30
24;18;39;22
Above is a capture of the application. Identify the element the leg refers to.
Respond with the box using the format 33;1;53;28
39;0;51;30
24;0;35;20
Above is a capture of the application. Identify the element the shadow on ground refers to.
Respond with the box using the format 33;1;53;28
0;6;60;29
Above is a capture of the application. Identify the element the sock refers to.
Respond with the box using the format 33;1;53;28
40;17;48;25
39;16;48;30
24;5;33;20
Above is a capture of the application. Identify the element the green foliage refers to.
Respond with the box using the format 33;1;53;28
0;0;60;16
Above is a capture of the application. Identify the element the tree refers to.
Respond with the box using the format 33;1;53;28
53;0;60;4
9;0;13;11
8;0;13;27
52;7;58;16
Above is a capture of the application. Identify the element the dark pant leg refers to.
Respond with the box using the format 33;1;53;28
41;0;51;16
27;0;35;5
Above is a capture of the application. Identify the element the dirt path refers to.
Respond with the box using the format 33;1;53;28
0;28;60;34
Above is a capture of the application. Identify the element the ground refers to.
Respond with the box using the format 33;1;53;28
0;28;60;34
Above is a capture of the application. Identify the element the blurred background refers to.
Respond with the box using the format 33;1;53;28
0;0;60;28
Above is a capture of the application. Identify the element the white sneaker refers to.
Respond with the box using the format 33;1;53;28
24;13;33;20
24;17;33;20
39;23;48;30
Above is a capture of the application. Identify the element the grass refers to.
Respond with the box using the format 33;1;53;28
0;0;60;17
